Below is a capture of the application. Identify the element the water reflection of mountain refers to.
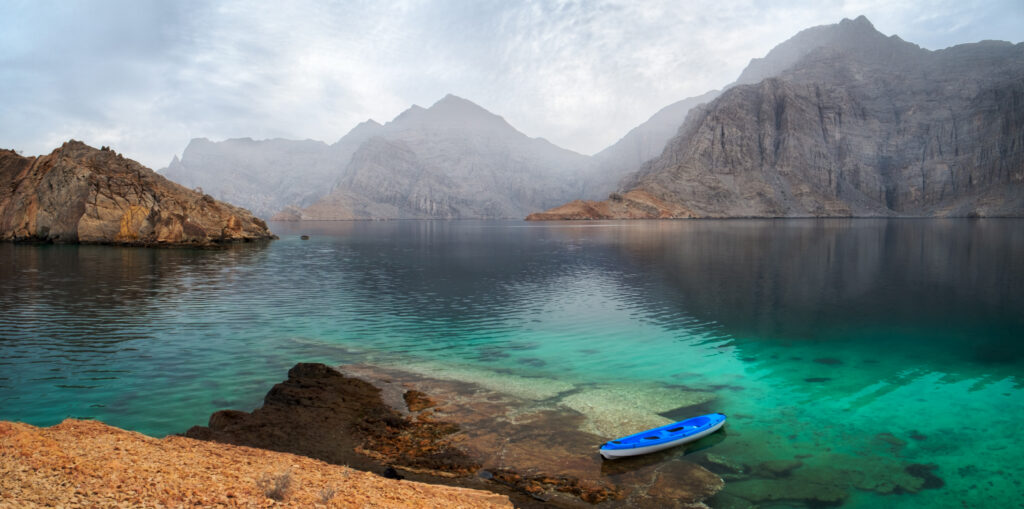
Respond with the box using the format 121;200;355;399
0;242;273;349
596;219;1024;367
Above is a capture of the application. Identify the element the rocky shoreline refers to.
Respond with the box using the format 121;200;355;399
184;363;725;508
0;418;511;508
2;361;952;507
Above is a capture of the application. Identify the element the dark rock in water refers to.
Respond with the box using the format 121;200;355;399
873;432;908;452
490;469;621;504
518;357;547;368
813;358;843;366
804;377;832;383
755;459;804;478
474;347;510;361
727;478;848;506
382;466;405;480
703;453;747;474
403;389;436;412
643;460;724;504
905;463;945;490
0;141;275;247
300;235;309;240
909;430;928;441
185;362;478;477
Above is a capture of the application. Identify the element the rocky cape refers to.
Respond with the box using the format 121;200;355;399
529;16;1024;219
0;141;275;246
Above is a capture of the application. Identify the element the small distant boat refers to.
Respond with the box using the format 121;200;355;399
599;413;727;459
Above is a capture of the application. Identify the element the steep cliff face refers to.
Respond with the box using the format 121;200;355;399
162;120;382;219
0;141;275;246
286;95;594;220
532;17;1024;219
585;90;721;199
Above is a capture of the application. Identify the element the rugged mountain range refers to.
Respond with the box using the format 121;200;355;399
162;95;605;220
529;16;1024;219
0;141;274;246
159;90;723;220
287;95;593;219
163;120;382;219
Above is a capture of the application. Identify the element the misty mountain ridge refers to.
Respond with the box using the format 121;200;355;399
532;16;1024;219
163;16;1023;220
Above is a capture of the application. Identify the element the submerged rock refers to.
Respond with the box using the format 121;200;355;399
558;383;716;438
403;390;437;412
754;459;804;478
342;364;726;508
727;478;848;506
905;463;945;490
0;141;275;247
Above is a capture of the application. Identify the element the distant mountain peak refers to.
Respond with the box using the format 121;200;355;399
386;94;516;134
428;94;507;121
344;118;383;136
735;15;920;85
843;14;873;27
434;93;474;106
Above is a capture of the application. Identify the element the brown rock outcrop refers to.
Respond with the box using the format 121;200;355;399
0;141;275;246
184;363;481;477
188;363;725;508
0;419;512;508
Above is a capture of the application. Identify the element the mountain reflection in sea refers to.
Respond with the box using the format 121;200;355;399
1;219;1021;507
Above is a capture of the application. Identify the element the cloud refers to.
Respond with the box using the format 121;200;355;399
1;0;1021;168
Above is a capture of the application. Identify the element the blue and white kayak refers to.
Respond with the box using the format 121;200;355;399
599;413;726;459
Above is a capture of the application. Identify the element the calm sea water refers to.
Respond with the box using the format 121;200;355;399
1;219;1021;507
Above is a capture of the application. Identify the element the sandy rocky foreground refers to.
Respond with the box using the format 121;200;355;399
0;419;511;508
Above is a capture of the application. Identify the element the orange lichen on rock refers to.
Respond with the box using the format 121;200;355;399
0;419;512;508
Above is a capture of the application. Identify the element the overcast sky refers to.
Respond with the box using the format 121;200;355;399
2;0;1022;168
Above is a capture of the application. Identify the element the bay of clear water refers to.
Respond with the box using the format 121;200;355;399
1;219;1021;507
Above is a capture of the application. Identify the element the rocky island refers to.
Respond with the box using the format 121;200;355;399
0;141;275;246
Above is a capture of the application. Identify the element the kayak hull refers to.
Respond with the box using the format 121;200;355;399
599;413;726;460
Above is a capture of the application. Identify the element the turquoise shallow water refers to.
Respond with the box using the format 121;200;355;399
1;219;1022;507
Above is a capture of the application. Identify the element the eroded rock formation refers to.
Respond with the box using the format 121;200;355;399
0;141;275;246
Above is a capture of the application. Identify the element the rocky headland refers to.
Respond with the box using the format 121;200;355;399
529;16;1024;220
0;418;511;508
0;141;275;247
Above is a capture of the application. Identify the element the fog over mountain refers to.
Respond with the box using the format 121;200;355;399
292;95;592;219
160;88;723;220
162;16;1022;221
530;16;1024;219
163;120;381;218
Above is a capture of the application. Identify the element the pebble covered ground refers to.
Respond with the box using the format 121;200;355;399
0;419;512;508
